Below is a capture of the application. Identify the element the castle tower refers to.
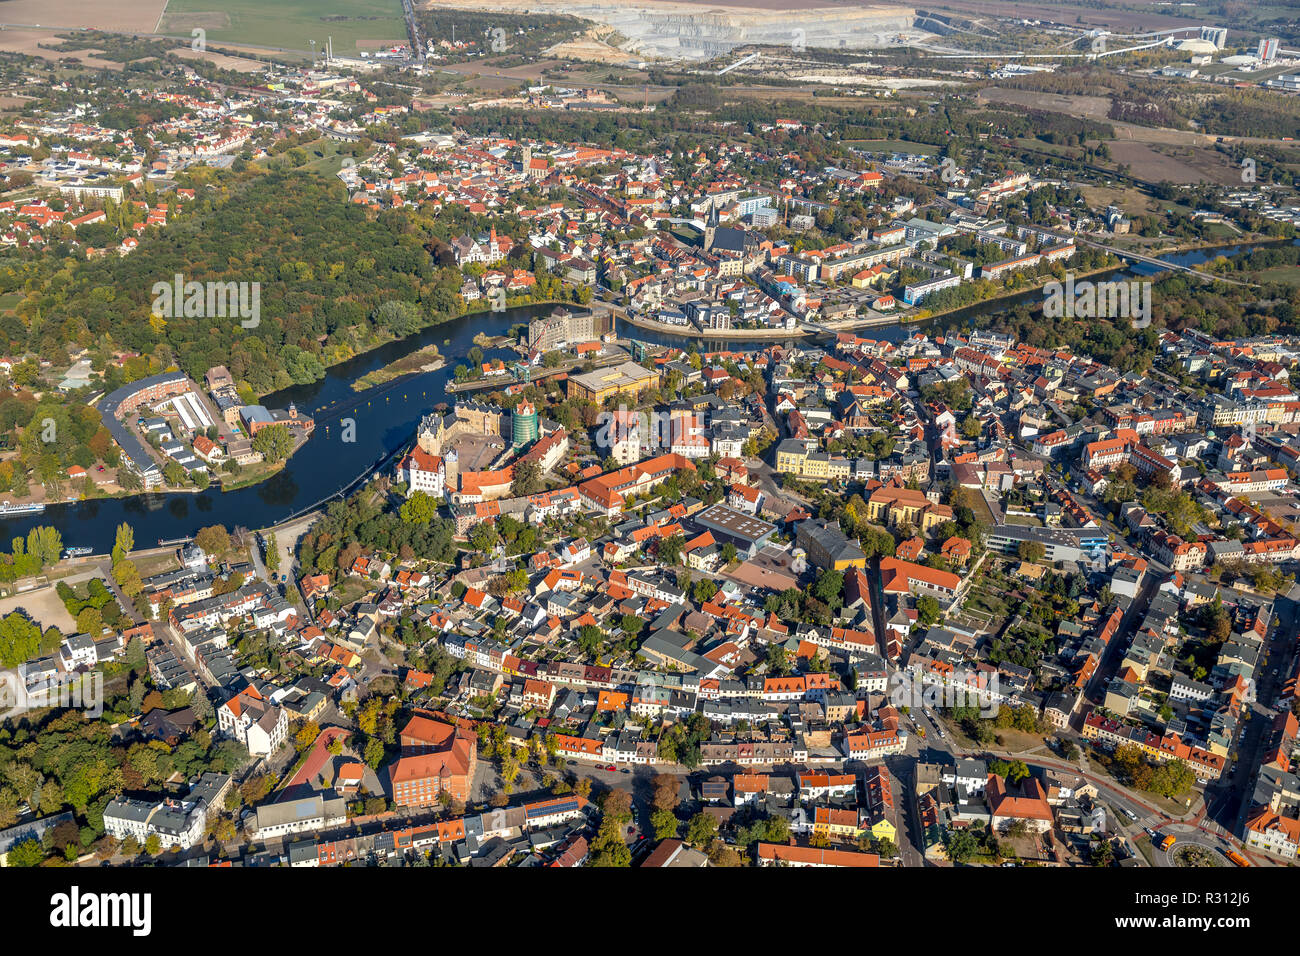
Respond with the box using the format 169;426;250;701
444;448;459;492
512;401;539;447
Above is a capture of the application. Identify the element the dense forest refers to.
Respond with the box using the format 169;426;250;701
0;172;470;395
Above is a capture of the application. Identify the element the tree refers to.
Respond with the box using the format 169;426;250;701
293;721;320;753
252;423;295;464
707;839;742;867
1091;836;1114;867
468;522;499;554
946;828;980;864
576;624;603;658
189;688;213;723
692;578;718;604
212;572;245;596
650;774;680;812
765;643;792;676
685;811;718;847
916;595;942;627
1004;819;1030;840
650;808;679;840
112;522;134;562
812;568;844;607
5;837;43;867
112;558;143;598
601;788;633;824
374;300;421;337
1018;540;1046;563
400;492;438;525
512;459;543;496
990;759;1031;785
75;607;102;636
265;532;280;574
657;534;684;566
0;612;43;668
588;817;632;867
194;525;231;558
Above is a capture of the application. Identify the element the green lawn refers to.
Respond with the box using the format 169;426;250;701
161;0;408;55
276;137;357;176
1253;265;1300;286
1133;833;1157;867
1003;514;1044;527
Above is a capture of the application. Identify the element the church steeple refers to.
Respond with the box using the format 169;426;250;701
702;203;718;253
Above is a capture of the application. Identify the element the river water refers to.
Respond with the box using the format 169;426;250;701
2;240;1290;550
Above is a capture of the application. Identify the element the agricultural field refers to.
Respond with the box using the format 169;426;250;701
159;0;408;55
0;0;165;31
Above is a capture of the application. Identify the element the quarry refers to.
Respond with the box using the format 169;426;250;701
420;0;924;61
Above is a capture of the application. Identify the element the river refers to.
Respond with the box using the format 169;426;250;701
1;239;1291;550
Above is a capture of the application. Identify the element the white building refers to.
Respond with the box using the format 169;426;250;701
102;773;230;851
217;683;288;757
396;447;446;499
254;795;348;839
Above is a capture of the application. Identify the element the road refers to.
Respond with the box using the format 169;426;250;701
908;695;1252;867
1204;580;1298;850
1156;824;1233;866
1082;568;1161;707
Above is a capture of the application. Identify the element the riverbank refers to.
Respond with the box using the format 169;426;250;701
253;313;465;401
615;258;1128;342
3;233;1287;550
1145;234;1291;260
218;457;289;492
351;344;444;393
911;259;1125;327
618;312;813;339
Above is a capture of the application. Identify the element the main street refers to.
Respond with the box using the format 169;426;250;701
1204;579;1298;844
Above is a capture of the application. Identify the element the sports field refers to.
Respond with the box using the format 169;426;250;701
159;0;408;54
